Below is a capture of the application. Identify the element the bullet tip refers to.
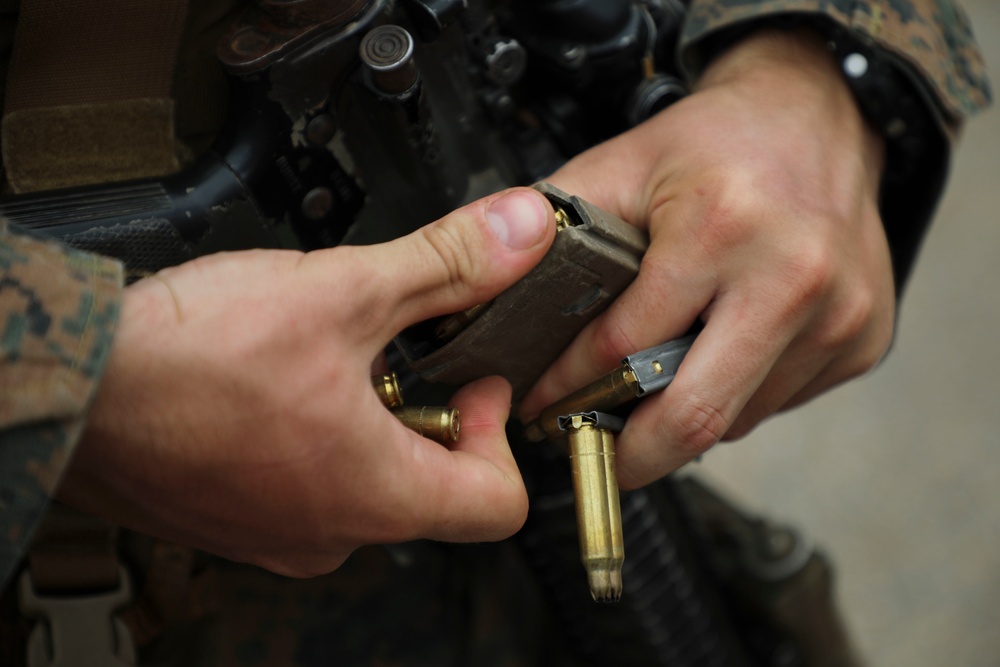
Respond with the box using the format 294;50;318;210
587;567;623;603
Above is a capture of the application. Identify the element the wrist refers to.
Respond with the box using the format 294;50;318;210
697;27;833;90
697;26;886;188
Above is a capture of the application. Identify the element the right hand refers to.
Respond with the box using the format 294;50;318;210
58;188;555;577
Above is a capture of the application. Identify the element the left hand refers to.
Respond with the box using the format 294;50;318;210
520;28;894;489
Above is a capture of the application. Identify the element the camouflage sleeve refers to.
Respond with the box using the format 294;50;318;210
0;220;122;587
679;0;991;134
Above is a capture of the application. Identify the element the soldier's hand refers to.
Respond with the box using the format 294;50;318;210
521;28;894;489
59;187;555;577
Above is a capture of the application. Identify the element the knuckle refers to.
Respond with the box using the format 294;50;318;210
851;349;882;377
829;289;878;348
690;168;769;252
669;399;729;456
818;284;893;357
785;238;837;306
761;238;839;329
872;310;895;359
845;335;893;380
696;195;753;252
419;221;480;300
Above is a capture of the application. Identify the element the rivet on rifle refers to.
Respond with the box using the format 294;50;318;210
229;27;268;57
560;45;584;67
481;37;527;86
306;114;337;146
360;25;417;95
302;187;334;220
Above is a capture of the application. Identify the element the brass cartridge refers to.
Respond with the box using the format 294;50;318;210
523;365;638;442
373;373;460;443
523;335;695;442
553;206;575;230
372;372;404;408
392;406;461;443
562;412;625;603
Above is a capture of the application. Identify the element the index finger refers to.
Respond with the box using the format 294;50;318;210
614;294;794;489
396;376;530;543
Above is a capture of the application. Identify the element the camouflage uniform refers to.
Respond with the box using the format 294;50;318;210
0;0;991;665
682;0;991;125
0;221;121;587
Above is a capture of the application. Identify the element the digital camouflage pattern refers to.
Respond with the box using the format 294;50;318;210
681;0;992;128
0;219;122;588
0;0;990;664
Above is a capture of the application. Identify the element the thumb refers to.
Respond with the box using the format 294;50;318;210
360;187;555;338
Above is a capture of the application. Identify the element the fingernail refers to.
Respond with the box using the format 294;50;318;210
487;190;548;251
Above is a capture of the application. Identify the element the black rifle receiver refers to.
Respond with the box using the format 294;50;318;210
0;1;383;281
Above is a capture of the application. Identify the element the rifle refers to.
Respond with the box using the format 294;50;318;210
1;1;859;665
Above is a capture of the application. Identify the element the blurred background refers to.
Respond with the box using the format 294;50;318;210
693;1;1000;664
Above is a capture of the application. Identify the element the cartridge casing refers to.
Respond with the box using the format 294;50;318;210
372;372;404;408
392;406;460;443
523;365;637;442
566;416;625;602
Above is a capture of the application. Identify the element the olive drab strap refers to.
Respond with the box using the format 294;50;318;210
19;505;136;666
18;504;213;666
1;0;190;193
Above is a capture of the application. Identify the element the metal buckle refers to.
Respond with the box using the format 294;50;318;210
18;565;137;667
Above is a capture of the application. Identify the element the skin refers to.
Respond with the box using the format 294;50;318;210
520;28;893;489
60;188;556;577
60;27;893;575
